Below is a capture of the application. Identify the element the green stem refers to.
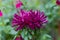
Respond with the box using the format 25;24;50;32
1;17;5;26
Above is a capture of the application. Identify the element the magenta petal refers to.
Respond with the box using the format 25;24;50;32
14;14;21;20
15;35;24;40
56;0;60;5
16;0;23;8
16;25;24;31
0;10;3;17
16;2;23;8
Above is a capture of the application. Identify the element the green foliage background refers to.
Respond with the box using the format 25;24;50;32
0;0;60;40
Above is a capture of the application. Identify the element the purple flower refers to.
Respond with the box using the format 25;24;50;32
16;0;23;8
15;35;24;40
56;0;60;5
12;9;47;31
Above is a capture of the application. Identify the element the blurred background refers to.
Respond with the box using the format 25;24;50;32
0;0;60;40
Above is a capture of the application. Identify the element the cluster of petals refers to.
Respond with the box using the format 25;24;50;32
12;9;47;31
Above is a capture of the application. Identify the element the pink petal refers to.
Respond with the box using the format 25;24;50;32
0;10;3;17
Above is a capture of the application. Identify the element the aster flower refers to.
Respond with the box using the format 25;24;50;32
27;10;47;30
15;35;24;40
16;0;23;8
0;10;3;17
12;9;28;31
12;9;47;31
56;0;60;5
